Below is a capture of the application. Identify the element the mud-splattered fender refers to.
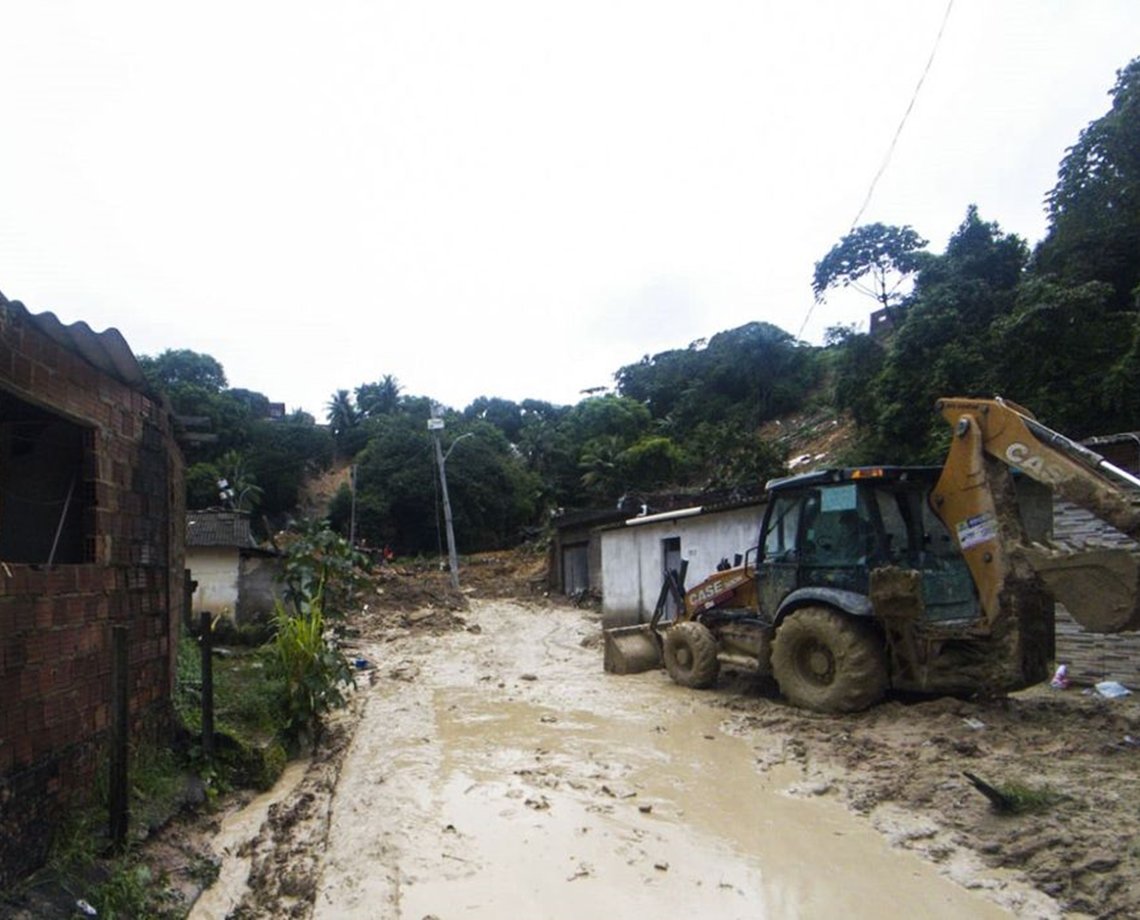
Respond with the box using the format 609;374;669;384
774;588;872;625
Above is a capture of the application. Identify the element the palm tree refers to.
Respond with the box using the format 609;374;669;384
355;374;401;418
326;390;359;438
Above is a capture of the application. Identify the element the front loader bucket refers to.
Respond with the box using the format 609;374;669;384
603;624;663;674
1024;543;1140;633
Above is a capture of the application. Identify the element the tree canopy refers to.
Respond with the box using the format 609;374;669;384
812;223;928;307
147;55;1140;556
1036;56;1140;308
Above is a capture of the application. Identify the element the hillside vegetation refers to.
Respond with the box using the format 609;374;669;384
143;56;1140;554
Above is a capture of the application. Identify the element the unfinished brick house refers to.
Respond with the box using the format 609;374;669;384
0;291;185;885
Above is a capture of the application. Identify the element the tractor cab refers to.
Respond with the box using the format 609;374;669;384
756;467;979;626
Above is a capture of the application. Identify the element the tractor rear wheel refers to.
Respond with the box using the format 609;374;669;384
663;621;719;689
771;606;886;712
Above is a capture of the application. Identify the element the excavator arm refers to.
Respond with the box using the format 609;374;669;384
933;397;1140;633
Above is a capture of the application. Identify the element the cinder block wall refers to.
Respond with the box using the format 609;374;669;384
0;302;185;885
1053;501;1140;687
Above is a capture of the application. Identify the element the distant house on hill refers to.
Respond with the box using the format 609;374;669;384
186;510;282;626
0;291;185;886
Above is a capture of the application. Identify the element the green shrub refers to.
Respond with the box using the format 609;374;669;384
270;593;351;740
279;520;370;618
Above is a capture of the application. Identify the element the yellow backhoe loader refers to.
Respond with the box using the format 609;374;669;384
603;397;1140;711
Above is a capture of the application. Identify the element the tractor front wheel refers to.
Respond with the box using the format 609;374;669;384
771;606;886;712
663;621;720;689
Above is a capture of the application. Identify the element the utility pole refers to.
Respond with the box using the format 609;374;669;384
428;412;461;591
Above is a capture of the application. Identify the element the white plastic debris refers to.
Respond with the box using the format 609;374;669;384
1095;681;1132;699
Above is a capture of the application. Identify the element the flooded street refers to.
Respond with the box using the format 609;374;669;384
300;600;1035;919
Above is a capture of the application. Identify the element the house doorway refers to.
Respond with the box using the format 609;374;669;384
662;536;682;621
562;543;589;595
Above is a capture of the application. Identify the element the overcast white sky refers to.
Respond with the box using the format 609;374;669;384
1;2;1137;418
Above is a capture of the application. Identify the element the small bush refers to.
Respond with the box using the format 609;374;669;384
270;593;351;740
279;520;370;618
994;782;1067;815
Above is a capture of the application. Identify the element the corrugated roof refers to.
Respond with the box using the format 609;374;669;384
555;485;767;534
186;511;256;548
0;290;148;391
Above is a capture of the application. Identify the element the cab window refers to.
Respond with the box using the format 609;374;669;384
762;495;801;560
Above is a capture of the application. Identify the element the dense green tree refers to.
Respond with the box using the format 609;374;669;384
326;389;367;457
825;328;885;428
617;436;686;490
185;462;224;510
140;349;227;392
139;348;252;465
463;396;524;442
855;208;1027;461
615;322;815;433
614;344;701;421
345;414;539;554
228;387;272;419
578;434;626;498
991;278;1139;436
812;223;928;308
246;418;335;516
515;400;578;508
346;414;435;551
443;421;541;550
183;450;265;512
355;375;402;418
326;389;357;436
685;421;786;490
1036;56;1140;308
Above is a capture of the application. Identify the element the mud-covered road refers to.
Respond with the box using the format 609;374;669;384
215;598;1140;919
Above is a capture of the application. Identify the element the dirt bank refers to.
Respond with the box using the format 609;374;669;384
215;598;1140;919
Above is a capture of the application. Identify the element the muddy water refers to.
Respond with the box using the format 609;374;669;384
188;759;308;919
311;602;1018;919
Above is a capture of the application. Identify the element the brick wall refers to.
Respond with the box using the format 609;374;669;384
0;302;185;885
1053;500;1140;688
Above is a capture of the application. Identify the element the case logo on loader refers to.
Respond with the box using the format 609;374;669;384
1005;442;1067;485
688;571;744;610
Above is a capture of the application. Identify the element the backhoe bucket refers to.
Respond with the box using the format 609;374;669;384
603;624;663;674
1024;544;1140;633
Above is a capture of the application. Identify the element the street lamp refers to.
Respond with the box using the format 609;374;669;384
428;413;473;590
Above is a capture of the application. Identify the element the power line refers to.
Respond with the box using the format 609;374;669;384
848;0;956;232
797;0;955;340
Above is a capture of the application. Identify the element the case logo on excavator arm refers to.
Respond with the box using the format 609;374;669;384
1005;442;1067;485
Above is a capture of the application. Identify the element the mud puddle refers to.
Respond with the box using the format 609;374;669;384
188;758;308;919
389;687;1013;919
305;602;1038;918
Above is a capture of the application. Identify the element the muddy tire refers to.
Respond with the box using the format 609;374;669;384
771;606;886;712
663;621;720;689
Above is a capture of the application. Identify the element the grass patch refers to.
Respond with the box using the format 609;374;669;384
964;770;1068;815
8;745;192;920
992;781;1067;815
175;634;289;744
